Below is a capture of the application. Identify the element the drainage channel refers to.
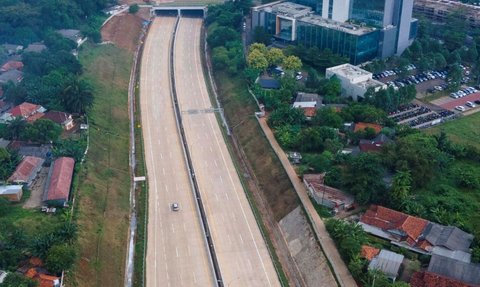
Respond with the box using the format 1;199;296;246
169;15;224;287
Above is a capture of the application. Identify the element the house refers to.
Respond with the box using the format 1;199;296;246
42;111;74;130
1;44;23;55
44;157;75;206
0;185;23;201
426;255;480;286
361;245;380;261
411;271;480;287
9;102;46;122
0;60;23;73
287;151;302;164
25;268;61;287
303;173;354;211
369;249;404;281
8;156;45;186
360;205;474;260
326;64;387;101
292;92;321;119
359;135;392;153
24;43;47;53
56;29;86;47
0;69;23;84
258;78;280;89
353;122;383;134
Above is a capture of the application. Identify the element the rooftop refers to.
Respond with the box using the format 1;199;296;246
361;245;380;261
43;111;72;125
303;173;354;207
267;2;312;19
0;60;23;73
299;13;376;36
46;157;75;202
0;185;23;196
411;271;480;287
368;249;404;279
295;92;321;103
354;122;383;134
0;69;23;84
327;63;372;79
428;255;480;286
425;223;474;252
24;43;47;53
8;156;44;183
56;29;81;40
9;102;42;118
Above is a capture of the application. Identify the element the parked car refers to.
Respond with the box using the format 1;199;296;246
455;105;466;112
465;101;476;108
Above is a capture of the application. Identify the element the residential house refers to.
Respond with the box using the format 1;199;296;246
44;157;75;206
0;60;23;73
24;43;47;53
369;249;404;281
258;78;280;89
426;255;480;286
0;185;23;202
25;268;61;287
411;270;480;287
0;69;23;84
359;134;393;153
57;29;86;47
8;156;45;186
1;44;23;55
9;102;46;122
361;245;380;261
42;111;74;130
303;173;354;211
360;205;474;261
292;92;322;119
353;122;383;134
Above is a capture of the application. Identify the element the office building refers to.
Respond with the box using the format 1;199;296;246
413;0;480;29
251;0;417;64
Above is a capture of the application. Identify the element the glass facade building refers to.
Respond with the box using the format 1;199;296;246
296;20;380;64
350;0;386;27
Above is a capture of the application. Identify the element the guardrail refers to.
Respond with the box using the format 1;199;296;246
169;16;224;287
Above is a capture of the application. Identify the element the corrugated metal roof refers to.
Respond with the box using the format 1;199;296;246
428;255;480;285
425;223;473;252
368;249;404;278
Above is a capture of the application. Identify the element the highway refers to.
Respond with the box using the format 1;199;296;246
140;16;215;287
174;17;281;287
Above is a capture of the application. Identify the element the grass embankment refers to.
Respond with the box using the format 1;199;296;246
425;111;480;150
216;73;299;221
72;43;132;287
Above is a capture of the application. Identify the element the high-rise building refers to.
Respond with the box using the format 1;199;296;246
252;0;417;64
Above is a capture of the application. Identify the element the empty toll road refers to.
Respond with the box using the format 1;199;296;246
174;17;281;287
140;16;215;287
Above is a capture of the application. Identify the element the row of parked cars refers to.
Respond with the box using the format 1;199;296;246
450;86;479;99
385;70;447;89
372;64;418;80
455;101;479;111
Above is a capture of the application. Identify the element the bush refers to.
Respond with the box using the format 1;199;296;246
129;4;139;14
45;244;77;274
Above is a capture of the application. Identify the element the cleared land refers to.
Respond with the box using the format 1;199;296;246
72;44;132;286
101;13;143;53
425;111;480;149
175;17;280;286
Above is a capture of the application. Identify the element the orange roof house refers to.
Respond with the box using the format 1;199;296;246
353;122;383;134
9;102;45;121
0;60;23;73
44;157;75;205
25;268;60;287
8;156;45;186
411;271;480;287
361;245;380;261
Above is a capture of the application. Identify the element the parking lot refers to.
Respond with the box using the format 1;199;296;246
432;92;480;112
388;103;455;128
374;68;449;94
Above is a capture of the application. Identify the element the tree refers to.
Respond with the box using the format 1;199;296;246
249;43;268;55
129;4;139;14
6;117;27;140
312;107;343;128
212;46;230;70
53;138;87;162
282;55;302;71
1;273;38;287
266;48;285;67
390;170;412;208
325;219;367;262
268;105;305;128
61;79;94;114
45;244;76;274
433;53;447;70
323;75;341;103
207;27;239;48
247;49;268;71
252;26;272;45
0;147;18;181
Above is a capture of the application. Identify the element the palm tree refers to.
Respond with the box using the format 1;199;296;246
62;79;94;114
7;116;27;140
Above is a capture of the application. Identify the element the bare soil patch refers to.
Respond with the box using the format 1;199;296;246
24;167;49;208
101;13;143;53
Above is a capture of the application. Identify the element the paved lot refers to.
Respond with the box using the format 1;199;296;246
24;167;49;208
432;92;480;111
140;17;214;287
174;17;280;287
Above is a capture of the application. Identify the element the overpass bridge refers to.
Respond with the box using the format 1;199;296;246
150;5;208;17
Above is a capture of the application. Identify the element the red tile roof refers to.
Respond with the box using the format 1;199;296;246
26;112;44;123
0;60;23;72
302;107;317;118
8;156;43;183
46;157;75;202
24;268;60;287
359;141;383;152
411;271;480;287
361;205;429;248
354;122;383;134
361;245;380;261
42;111;72;125
9;102;41;118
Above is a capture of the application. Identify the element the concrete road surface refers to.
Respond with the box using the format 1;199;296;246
140;17;215;287
174;17;281;287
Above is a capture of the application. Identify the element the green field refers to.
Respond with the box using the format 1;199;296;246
71;43;132;287
425;112;480;150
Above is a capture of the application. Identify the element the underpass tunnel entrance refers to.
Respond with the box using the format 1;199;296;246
154;10;179;17
180;9;205;18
